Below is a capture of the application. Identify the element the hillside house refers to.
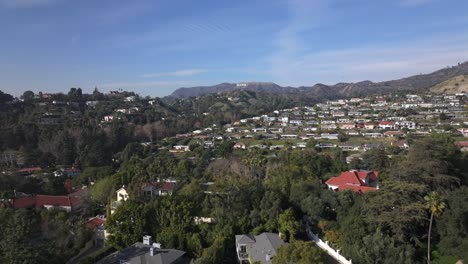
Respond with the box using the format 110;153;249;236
9;194;82;213
111;186;129;214
98;236;189;264
235;233;285;264
378;121;397;130
325;170;379;193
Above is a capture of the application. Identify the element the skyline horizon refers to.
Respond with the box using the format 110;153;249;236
3;58;467;98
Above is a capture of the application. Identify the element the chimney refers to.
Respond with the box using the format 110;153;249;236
143;235;152;245
150;247;155;256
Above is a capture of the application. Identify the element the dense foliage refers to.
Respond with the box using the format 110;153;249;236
1;88;467;263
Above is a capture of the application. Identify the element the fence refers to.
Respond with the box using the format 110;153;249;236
303;218;352;264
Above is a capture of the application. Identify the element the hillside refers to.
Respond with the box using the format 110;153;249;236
430;75;468;94
167;61;468;99
169;82;299;99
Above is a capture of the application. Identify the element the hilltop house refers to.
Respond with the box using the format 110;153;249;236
325;170;379;193
235;233;285;264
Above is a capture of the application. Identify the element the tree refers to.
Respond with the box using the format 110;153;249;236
278;208;300;242
0;90;13;103
425;191;446;264
273;240;325;264
22;90;35;101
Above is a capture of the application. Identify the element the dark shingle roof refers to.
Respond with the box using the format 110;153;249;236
98;242;189;264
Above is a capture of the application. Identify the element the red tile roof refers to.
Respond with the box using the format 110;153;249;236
85;217;106;230
379;121;395;125
11;194;81;209
36;195;72;207
455;141;468;147
325;170;379;193
160;181;176;191
326;171;363;186
11;196;36;208
16;167;42;173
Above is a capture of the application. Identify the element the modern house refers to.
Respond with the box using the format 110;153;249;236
98;236;189;264
325;170;379;193
235;232;285;264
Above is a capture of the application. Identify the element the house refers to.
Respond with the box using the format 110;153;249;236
364;122;377;130
142;180;177;197
252;128;267;133
98;236;190;264
340;123;356;130
170;145;190;153
315;143;336;149
325;170;379;193
391;140;410;149
398;121;416;130
103;115;114;122
235;232;285;264
383;131;405;138
378;121;397;130
10;194;81;212
85;215;108;241
158;181;177;196
455;141;468;152
320;133;339;140
117;186;129;201
339;144;361;151
111;186;129;214
54;168;81;177
457;128;468;137
296;142;307;148
233;142;247;150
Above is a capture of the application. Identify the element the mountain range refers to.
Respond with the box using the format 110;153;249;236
167;61;468;99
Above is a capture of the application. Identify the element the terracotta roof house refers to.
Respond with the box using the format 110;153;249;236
10;194;81;212
325;170;379;193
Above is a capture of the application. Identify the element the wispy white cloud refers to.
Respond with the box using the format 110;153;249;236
141;69;207;78
0;0;62;8
399;0;434;6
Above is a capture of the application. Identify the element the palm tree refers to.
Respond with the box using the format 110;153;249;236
424;191;446;264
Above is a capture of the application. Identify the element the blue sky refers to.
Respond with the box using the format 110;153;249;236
1;0;468;97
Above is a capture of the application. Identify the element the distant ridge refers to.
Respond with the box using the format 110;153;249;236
167;61;468;99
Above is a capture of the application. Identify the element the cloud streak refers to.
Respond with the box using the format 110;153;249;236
141;69;207;78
